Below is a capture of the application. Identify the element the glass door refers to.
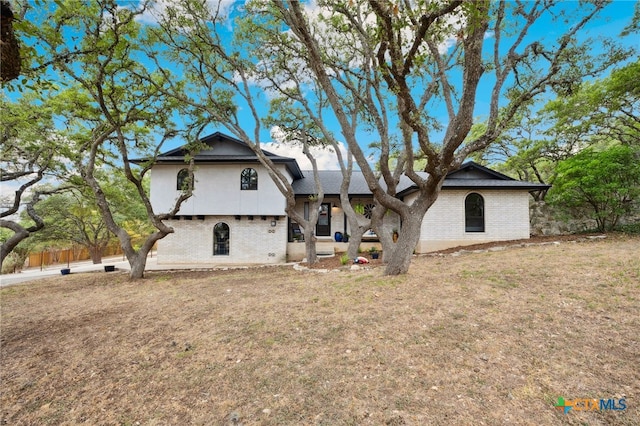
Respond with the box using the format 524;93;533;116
315;203;331;237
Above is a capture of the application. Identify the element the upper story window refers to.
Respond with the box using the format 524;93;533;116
241;168;258;190
465;193;485;232
177;168;193;190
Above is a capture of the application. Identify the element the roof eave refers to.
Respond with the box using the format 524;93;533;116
449;161;517;181
293;192;373;197
397;183;551;197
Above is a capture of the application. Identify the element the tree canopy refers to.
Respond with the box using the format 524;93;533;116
0;92;64;267
549;145;640;232
478;58;639;205
6;0;206;278
4;0;637;275
250;0;629;274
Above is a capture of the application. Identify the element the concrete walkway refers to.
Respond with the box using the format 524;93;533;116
0;254;266;288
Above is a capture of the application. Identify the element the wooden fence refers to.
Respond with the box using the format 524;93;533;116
26;244;124;269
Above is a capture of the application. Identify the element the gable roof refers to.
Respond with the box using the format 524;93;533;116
396;161;550;196
445;161;518;181
293;161;550;198
144;132;304;179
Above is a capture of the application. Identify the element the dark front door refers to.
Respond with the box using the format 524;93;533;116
316;203;331;237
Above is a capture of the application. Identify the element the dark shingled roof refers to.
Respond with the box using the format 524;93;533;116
137;132;303;179
441;179;551;190
397;161;550;195
293;161;550;197
291;170;372;196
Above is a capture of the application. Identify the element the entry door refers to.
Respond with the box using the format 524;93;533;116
316;203;331;237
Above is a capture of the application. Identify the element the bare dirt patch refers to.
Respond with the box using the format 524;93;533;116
1;235;638;425
307;233;607;271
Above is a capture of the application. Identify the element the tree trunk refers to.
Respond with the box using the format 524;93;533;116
1;193;45;269
122;239;155;280
128;252;147;280
383;215;423;275
333;149;370;260
341;196;369;259
0;1;21;83
0;223;28;269
88;245;103;264
302;226;317;266
347;232;363;259
78;131;188;281
369;202;395;263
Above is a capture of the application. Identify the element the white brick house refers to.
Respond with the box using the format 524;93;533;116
147;132;549;264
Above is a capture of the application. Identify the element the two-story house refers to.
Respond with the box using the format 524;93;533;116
147;132;549;265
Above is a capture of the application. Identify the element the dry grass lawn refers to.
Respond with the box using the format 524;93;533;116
1;235;639;425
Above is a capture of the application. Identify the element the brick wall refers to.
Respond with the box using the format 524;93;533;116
416;190;531;252
157;215;288;264
157;191;533;262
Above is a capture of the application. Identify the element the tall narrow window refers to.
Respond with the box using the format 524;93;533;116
465;193;485;232
177;168;193;190
240;168;258;190
316;203;331;237
213;222;230;255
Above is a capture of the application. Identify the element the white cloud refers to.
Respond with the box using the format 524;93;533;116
301;1;466;57
135;0;236;26
260;140;348;171
0;180;20;204
0;179;34;221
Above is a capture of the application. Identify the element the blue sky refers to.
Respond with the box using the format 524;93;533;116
2;2;636;221
4;0;639;173
143;0;639;168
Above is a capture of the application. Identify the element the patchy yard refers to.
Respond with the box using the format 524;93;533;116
1;235;638;425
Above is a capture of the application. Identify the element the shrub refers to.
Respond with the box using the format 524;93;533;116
616;222;640;235
548;145;640;232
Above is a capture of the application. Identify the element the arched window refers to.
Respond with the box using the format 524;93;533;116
363;203;375;219
176;168;193;190
465;193;485;232
213;222;230;255
240;168;258;190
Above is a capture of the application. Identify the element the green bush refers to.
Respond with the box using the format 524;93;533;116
548;145;640;232
615;222;640;235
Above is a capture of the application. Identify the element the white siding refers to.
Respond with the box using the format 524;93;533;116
150;163;290;216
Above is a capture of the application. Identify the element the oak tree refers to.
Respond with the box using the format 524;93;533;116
265;0;618;274
0;93;61;267
21;0;199;278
